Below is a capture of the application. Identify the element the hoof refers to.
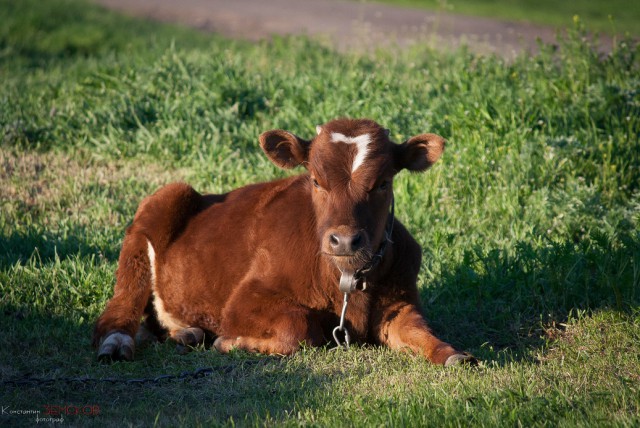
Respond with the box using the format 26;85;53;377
444;353;478;367
171;327;205;347
97;332;135;362
213;336;236;353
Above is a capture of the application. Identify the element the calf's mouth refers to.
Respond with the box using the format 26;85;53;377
326;247;374;274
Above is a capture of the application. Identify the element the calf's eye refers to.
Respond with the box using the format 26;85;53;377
312;178;321;189
378;181;389;191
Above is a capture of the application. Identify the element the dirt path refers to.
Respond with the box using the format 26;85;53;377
96;0;608;57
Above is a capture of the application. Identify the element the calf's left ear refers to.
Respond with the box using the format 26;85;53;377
394;133;446;172
259;130;310;169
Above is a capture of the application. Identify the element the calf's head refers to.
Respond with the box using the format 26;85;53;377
260;118;445;273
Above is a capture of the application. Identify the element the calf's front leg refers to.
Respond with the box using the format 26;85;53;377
215;282;326;356
375;302;474;366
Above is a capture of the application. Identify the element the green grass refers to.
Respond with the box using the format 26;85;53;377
372;0;640;35
1;0;639;426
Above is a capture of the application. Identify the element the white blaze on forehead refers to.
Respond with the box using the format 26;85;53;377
330;132;372;173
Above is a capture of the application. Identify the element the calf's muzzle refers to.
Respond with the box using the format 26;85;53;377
328;230;365;255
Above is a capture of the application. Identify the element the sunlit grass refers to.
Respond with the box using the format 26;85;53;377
1;0;639;426
372;0;640;35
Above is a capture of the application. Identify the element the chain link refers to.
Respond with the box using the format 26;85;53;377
332;292;351;350
2;360;262;388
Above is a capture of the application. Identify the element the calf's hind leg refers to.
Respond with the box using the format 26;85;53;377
93;231;154;361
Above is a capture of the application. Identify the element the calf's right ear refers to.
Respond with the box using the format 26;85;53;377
259;130;310;169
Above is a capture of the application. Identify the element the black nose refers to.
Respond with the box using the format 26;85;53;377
329;231;363;255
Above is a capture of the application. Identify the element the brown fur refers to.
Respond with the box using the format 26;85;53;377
93;118;472;365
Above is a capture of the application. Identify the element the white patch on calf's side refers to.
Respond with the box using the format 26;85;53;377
147;240;156;284
330;132;372;173
147;240;187;332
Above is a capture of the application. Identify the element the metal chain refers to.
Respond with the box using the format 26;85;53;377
2;360;262;388
331;292;351;350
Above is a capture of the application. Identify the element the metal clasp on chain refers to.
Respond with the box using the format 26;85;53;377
332;292;351;350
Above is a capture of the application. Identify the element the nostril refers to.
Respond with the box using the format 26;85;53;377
351;232;362;250
329;234;340;248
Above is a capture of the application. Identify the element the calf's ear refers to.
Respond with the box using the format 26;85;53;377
259;130;310;169
395;133;445;172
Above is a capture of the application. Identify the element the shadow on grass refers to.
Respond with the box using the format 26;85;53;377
0;304;335;426
0;227;120;268
420;233;640;364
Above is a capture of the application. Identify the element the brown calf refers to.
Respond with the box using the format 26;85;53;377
93;118;474;366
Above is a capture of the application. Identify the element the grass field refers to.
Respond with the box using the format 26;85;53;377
374;0;640;35
1;0;639;426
